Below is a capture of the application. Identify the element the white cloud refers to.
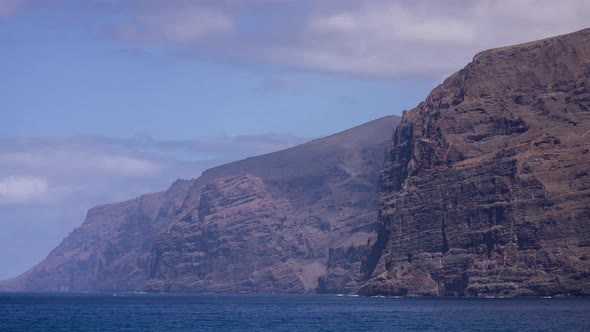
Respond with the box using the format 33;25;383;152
103;0;590;78
0;176;48;205
0;151;163;178
0;152;34;163
115;5;234;44
0;133;308;206
309;4;476;46
279;0;590;77
98;156;161;176
3;0;590;78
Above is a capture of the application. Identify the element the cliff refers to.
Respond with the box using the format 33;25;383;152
3;28;590;297
146;115;399;293
0;116;399;293
0;179;193;291
359;28;590;297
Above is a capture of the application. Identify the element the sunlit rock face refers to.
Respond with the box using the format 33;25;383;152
360;28;590;297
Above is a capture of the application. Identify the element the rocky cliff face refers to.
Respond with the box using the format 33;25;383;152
360;29;590;297
146;116;399;293
3;29;589;297
0;116;399;293
0;179;193;292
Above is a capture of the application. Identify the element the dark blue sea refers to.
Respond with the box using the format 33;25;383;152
1;293;589;331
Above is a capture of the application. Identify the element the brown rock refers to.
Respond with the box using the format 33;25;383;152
146;116;400;293
360;28;590;297
0;116;399;293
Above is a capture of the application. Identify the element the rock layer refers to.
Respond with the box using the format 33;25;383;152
360;28;590;297
146;116;399;293
0;116;399;293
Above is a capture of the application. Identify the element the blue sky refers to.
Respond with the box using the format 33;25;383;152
1;0;589;280
1;1;431;140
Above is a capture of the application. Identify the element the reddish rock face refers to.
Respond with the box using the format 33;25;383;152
146;116;400;293
3;29;589;297
0;116;399;293
360;28;590;297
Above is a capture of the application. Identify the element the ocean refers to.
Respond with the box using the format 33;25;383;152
1;293;589;331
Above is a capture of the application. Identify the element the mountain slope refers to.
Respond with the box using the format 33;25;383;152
0;116;399;293
145;115;399;293
360;28;590;297
0;179;193;292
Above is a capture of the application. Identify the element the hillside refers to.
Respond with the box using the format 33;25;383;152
0;116;400;293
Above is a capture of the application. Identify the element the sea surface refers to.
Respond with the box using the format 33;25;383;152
1;293;589;331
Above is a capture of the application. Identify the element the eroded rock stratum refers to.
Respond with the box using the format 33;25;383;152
360;28;590;297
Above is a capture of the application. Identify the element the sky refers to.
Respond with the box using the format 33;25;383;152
1;0;590;280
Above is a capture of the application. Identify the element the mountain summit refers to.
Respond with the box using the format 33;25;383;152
360;28;590;297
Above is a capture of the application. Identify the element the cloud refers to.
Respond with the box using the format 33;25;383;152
0;0;23;17
258;75;301;92
0;148;163;179
130;133;310;160
112;2;234;44
94;0;590;78
0;133;309;207
267;0;590;78
0;175;48;205
4;0;590;78
0;0;51;19
97;156;161;176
